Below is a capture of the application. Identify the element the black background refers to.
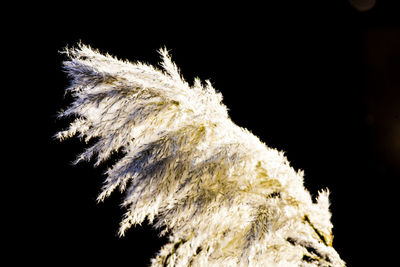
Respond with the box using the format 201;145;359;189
13;1;400;266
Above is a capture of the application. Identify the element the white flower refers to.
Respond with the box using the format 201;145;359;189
57;43;345;266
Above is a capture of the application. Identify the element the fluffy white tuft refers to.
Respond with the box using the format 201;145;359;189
57;44;345;266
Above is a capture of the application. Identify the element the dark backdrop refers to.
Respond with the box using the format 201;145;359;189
15;1;400;266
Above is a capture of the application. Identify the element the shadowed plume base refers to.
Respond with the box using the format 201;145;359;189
56;44;345;266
